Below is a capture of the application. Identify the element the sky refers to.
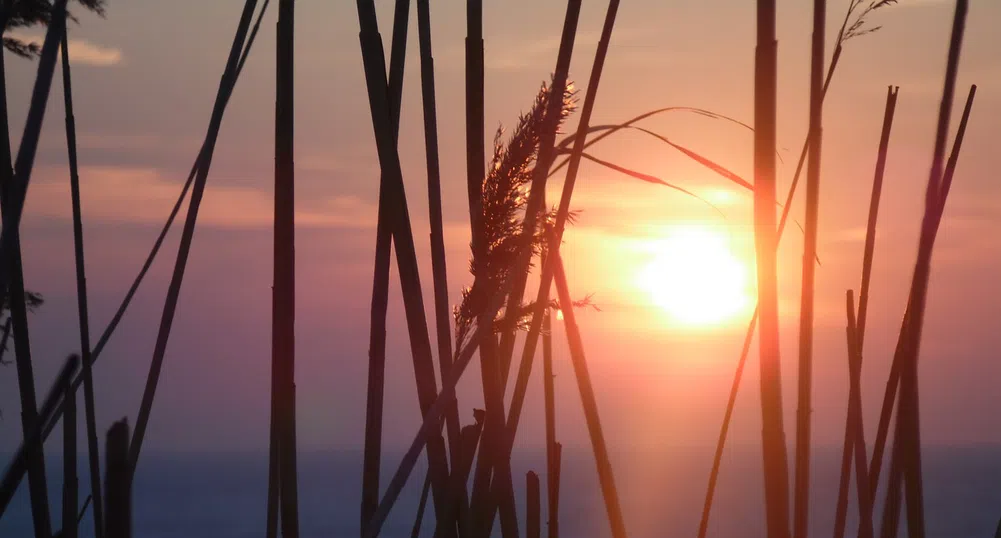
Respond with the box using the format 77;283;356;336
0;0;999;461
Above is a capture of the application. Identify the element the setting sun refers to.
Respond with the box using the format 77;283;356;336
638;225;751;327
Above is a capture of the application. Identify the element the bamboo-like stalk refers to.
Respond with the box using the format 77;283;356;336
360;0;412;532
551;254;627;538
867;85;974;508
527;471;541;538
833;85;898;538
471;2;583;534
502;0;616;469
465;0;486;281
551;442;562;537
542;310;559;538
62;379;78;538
129;0;260;470
844;291;874;538
60;28;105;538
494;0;583;390
416;0;464;500
792;1;825;535
0;48;52;538
43;2;272;444
410;471;432;538
104;420;131;538
753;0;791;537
0;355;79;518
270;1;300;537
355;2;455;534
0;0;68;305
896;5;967;536
698;34;844;538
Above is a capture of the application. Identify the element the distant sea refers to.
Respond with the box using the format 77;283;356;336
2;445;999;537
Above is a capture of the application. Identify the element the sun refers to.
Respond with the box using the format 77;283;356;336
637;225;751;327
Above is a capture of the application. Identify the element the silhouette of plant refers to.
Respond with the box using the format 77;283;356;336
3;0;107;58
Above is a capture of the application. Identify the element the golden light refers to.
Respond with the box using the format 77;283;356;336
637;225;751;327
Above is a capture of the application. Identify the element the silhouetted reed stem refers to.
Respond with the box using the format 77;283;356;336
527;471;541;538
270;1;300;537
104;420;131;538
0;6;65;535
355;1;455;534
416;0;466;517
61;28;105;538
698;31;844;538
845;291;874;538
129;0;260;470
792;1;825;535
551;254;626;538
62;380;78;538
832;85;898;538
411;471;432;538
882;3;968;536
543;310;559;538
360;0;412;531
753;0;792;536
0;0;67;313
41;0;273;446
0;355;79;517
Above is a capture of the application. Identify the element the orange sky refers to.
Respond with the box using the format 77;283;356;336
1;0;999;454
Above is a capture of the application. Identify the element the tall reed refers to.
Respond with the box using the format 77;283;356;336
542;309;559;538
60;26;104;538
792;0;826;535
41;1;273;444
527;471;541;538
62;379;78;538
551;253;626;538
355;1;455;534
753;0;791;536
893;3;967;535
104;420;131;538
844;290;874;538
832;85;898;538
360;0;411;530
129;0;260;469
0;4;69;534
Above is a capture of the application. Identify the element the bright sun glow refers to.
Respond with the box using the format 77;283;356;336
638;225;751;327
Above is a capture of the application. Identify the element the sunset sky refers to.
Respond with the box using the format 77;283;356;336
0;0;999;460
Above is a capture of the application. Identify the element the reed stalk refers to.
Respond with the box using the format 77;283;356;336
551;253;626;538
527;471;541;538
271;1;300;537
411;471;432;538
503;0;618;472
0;0;67;307
542;310;559;538
104;420;130;538
845;291;874;538
896;4;967;535
355;1;454;534
0;355;78;517
0;6;65;536
61;379;77;538
753;0;791;536
465;0;486;282
867;85;975;509
792;1;825;535
416;0;465;511
360;0;411;531
470;2;583;534
493;0;582;391
833;85;898;538
42;2;272;445
129;0;260;470
61;27;104;538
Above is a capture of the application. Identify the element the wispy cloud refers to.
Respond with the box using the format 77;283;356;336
9;33;122;66
26;165;377;229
